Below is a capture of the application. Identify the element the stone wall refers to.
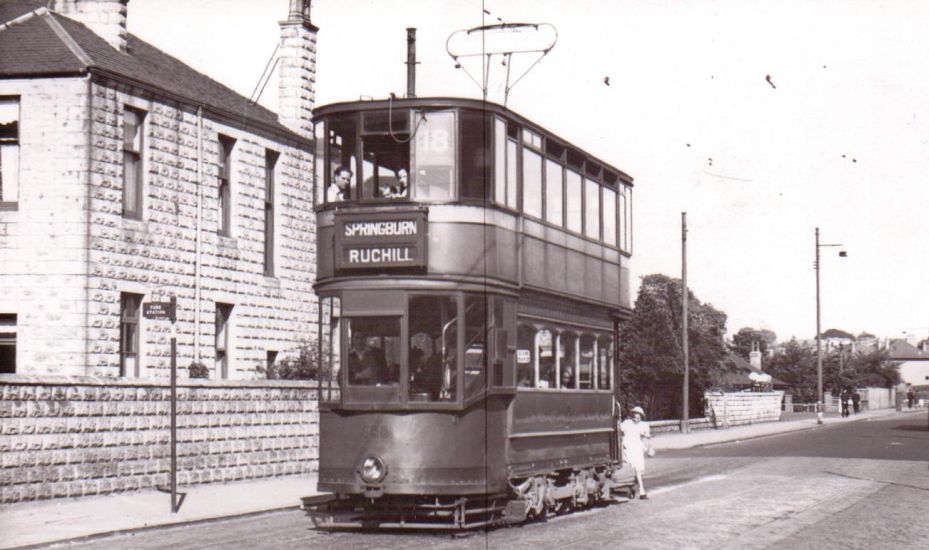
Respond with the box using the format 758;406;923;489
704;391;784;428
0;375;319;503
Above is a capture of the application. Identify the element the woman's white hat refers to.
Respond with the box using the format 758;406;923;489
631;406;646;418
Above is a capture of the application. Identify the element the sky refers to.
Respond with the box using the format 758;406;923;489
127;0;929;343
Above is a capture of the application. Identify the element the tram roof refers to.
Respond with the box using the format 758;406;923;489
314;96;635;186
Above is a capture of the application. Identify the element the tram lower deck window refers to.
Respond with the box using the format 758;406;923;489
409;295;458;401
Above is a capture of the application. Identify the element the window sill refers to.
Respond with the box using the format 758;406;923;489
0;202;18;211
120;217;148;232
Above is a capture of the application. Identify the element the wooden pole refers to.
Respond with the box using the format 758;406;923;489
682;212;690;433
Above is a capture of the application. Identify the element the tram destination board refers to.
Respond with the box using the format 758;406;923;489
334;210;428;271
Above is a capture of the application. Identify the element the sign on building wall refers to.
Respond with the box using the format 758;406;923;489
334;210;428;271
143;301;175;321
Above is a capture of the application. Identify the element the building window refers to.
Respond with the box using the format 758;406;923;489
266;350;278;370
0;97;20;206
215;303;233;378
0;314;16;374
122;107;145;218
120;294;142;377
217;135;235;236
264;149;278;276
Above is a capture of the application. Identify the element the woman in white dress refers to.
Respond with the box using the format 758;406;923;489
620;405;652;499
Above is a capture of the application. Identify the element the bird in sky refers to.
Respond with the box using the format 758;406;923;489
765;74;776;89
603;76;610;86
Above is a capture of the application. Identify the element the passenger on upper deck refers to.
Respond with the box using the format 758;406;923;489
327;166;353;202
395;168;408;197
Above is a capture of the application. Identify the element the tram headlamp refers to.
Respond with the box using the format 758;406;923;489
358;456;387;484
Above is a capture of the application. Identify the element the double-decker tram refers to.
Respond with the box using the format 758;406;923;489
304;96;636;529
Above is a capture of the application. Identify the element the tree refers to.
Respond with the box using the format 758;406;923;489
257;339;320;380
764;338;817;402
730;327;776;360
618;274;729;420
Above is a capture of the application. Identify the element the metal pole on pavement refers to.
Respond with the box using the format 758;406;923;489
682;212;690;433
170;295;178;513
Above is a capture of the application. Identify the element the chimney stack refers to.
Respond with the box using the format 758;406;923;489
749;341;762;370
278;0;318;140
55;0;129;53
406;28;417;98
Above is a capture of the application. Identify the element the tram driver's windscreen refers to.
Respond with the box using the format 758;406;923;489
346;317;400;386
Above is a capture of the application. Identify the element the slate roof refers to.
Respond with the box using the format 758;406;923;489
0;0;305;142
887;339;929;361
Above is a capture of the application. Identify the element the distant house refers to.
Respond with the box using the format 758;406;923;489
856;332;878;353
822;328;856;353
887;339;929;388
714;351;790;392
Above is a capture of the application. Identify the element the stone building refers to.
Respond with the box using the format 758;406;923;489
0;0;319;379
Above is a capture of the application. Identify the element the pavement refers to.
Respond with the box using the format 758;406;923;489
0;407;922;550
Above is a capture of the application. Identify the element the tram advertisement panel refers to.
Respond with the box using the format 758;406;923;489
334;210;428;270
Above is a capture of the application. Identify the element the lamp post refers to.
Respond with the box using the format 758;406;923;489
815;227;846;424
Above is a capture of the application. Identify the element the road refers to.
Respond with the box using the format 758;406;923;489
55;413;929;550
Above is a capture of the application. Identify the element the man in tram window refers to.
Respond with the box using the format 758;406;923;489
327;165;352;202
348;331;384;384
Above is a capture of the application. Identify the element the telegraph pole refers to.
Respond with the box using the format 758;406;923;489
682;212;690;433
815;227;823;424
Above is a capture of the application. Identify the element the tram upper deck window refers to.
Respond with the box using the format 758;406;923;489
346;317;401;387
460;110;492;200
565;169;583;234
523;149;543;219
619;183;632;252
545;159;563;226
325;116;358;202
603;186;617;246
409;295;458;402
413;111;456;200
585;179;601;240
494;117;519;209
324;111;411;203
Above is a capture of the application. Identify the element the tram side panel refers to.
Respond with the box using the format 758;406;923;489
506;391;614;478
